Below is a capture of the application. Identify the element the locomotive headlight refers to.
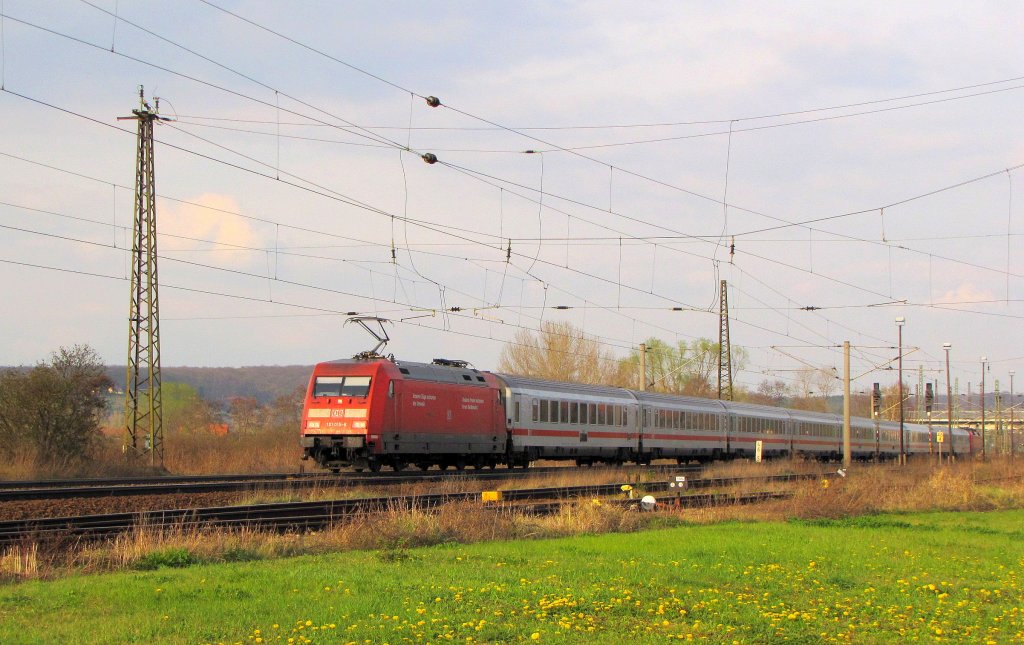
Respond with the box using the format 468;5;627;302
307;421;321;429
307;408;331;418
353;421;366;429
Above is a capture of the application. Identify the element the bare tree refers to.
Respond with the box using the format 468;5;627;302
751;379;789;406
228;396;263;434
789;366;839;411
497;321;618;384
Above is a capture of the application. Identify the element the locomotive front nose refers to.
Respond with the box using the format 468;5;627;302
302;373;376;469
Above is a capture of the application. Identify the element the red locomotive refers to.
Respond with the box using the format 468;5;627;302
300;354;977;472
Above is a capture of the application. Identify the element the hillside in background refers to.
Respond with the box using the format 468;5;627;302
105;365;313;404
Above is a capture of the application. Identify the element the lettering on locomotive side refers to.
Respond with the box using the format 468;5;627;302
411;392;437;408
461;396;484;411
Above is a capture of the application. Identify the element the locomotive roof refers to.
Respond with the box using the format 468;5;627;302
394;359;491;386
318;357;492;387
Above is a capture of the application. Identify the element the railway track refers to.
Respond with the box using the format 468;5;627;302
0;464;705;502
0;472;815;545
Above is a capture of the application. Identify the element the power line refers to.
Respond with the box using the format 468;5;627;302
175;73;1024;132
9;8;1019;311
6;7;1015;380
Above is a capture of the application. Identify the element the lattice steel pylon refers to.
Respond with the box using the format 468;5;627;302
718;279;734;400
120;87;167;467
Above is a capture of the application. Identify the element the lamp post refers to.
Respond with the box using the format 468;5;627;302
943;343;954;461
896;317;906;465
981;356;988;459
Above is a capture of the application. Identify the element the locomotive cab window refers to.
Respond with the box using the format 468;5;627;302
313;376;344;397
340;376;372;397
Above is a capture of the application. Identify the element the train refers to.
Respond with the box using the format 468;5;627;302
300;356;977;472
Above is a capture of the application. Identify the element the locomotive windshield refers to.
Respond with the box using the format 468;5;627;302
313;375;371;398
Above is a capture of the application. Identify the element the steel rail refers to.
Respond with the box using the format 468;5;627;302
0;472;817;545
0;464;706;501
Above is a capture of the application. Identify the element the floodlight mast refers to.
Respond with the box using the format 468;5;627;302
345;316;392;358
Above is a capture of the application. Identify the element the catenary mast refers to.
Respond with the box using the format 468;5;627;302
120;86;167;467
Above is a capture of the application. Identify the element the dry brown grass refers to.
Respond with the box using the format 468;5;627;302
678;458;1024;525
5;457;1023;582
163;428;303;474
0;429;304;481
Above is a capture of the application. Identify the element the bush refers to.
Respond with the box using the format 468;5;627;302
0;345;111;470
135;547;197;570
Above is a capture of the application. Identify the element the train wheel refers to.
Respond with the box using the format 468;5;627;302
392;461;406;472
368;461;382;473
455;458;467;471
354;467;364;473
417;463;431;471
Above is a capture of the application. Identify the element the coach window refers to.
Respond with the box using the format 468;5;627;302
570;402;579;424
588;403;597;425
539;400;549;423
514;401;521;423
560;401;569;425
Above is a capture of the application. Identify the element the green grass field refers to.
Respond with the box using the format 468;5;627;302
1;510;1022;644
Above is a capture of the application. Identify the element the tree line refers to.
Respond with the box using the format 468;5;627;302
0;344;305;470
497;321;888;417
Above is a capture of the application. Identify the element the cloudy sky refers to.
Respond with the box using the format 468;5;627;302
1;1;1022;401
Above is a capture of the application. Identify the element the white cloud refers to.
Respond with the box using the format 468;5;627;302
159;193;267;268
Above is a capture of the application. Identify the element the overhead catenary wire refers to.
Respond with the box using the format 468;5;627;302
175;73;1024;132
4;3;1019;389
2;88;1007;391
7;7;1020;310
15;2;1022;302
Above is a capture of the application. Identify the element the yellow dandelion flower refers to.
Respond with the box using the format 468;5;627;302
531;633;541;641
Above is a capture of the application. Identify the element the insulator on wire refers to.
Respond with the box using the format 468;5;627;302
421;152;438;164
425;96;441;108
